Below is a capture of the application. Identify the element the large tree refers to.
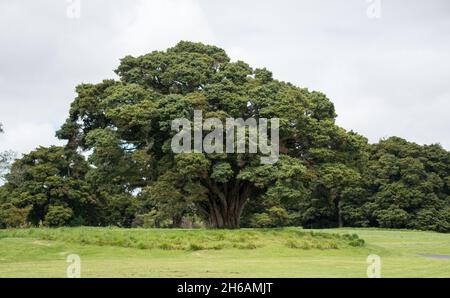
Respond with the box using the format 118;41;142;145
57;41;368;228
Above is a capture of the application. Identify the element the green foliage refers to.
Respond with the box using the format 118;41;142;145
99;194;139;227
0;203;31;228
43;205;74;227
374;207;409;228
0;146;99;227
1;43;449;232
344;137;450;232
54;41;369;229
341;233;365;247
133;210;172;228
250;213;272;228
251;207;289;228
0;124;15;182
412;208;450;233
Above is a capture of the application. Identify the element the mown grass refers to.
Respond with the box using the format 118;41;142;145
0;227;363;251
0;227;449;277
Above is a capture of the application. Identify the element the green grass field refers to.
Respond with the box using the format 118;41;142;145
0;227;449;277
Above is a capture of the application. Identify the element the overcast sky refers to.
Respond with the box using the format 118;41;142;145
0;0;449;156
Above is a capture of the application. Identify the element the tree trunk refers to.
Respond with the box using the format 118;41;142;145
209;199;242;229
205;180;250;229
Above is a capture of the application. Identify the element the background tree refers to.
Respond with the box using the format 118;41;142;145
344;137;450;232
0;123;15;182
0;146;99;227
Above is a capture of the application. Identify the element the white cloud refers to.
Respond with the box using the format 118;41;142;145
0;0;449;156
0;122;65;155
200;0;450;148
0;0;215;155
113;0;216;56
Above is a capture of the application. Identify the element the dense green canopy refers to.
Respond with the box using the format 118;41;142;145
54;41;368;228
345;137;450;232
0;146;97;227
0;42;448;231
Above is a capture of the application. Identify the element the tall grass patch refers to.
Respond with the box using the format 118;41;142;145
0;227;364;251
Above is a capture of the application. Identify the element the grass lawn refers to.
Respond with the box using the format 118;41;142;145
0;227;449;277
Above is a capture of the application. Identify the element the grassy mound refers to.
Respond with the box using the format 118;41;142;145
0;227;364;251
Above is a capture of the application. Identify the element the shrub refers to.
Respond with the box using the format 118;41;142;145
411;208;450;232
250;213;272;228
0;203;31;228
375;207;408;228
250;207;290;228
188;243;204;251
341;233;359;241
267;207;289;227
44;205;74;227
349;239;365;247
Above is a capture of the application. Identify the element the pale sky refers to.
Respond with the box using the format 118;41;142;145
1;0;449;156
